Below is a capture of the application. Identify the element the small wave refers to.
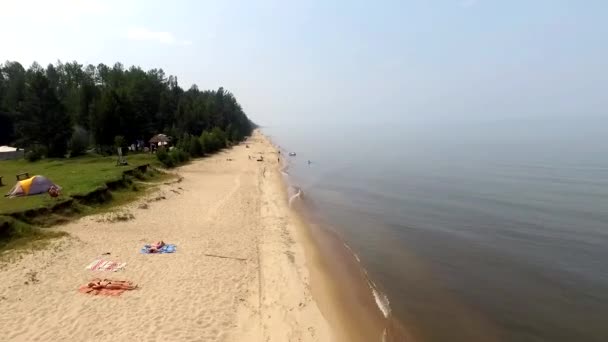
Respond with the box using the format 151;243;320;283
343;243;361;262
364;269;392;318
371;285;391;318
343;242;391;318
289;187;303;206
280;164;290;175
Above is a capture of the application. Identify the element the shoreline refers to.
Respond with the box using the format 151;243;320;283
0;130;410;341
268;135;413;342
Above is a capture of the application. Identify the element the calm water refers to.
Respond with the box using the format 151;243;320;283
264;119;608;342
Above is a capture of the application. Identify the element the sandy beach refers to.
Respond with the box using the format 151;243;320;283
0;131;333;341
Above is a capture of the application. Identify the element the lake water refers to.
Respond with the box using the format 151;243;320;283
263;119;608;342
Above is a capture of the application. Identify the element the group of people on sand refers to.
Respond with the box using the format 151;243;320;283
80;240;167;295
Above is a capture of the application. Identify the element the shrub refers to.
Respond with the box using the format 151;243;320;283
211;127;227;149
25;145;46;162
189;138;203;157
157;147;190;168
200;131;212;154
230;128;240;143
178;133;192;151
156;148;175;167
69;126;89;157
200;129;225;154
170;148;190;164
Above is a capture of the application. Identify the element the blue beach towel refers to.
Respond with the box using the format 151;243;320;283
140;244;177;254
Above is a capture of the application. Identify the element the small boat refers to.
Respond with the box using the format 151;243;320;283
289;152;296;156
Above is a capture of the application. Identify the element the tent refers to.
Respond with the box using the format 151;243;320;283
0;146;23;160
5;176;61;197
0;146;17;152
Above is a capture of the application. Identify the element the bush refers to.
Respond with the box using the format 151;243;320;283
211;127;227;149
157;147;190;168
200;131;212;154
189;138;203;157
200;129;225;154
156;148;175;167
25;145;46;162
170;148;190;164
230;128;240;142
178;133;192;151
69;126;90;157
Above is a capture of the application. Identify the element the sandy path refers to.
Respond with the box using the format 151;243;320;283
0;131;332;342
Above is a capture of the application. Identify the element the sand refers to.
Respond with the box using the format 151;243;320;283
0;131;333;342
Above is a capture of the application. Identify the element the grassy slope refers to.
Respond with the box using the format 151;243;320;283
0;153;158;214
0;154;172;252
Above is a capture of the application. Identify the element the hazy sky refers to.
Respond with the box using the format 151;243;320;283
1;0;606;125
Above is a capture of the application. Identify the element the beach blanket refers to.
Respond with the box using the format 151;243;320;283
86;259;126;272
140;244;177;254
78;279;137;296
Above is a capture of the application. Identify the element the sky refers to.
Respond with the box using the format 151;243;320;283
1;0;606;126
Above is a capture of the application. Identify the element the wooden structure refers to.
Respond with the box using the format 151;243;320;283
16;172;29;181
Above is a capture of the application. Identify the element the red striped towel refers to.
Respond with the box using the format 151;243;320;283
86;259;126;272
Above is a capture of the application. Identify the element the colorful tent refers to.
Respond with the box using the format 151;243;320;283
5;176;61;197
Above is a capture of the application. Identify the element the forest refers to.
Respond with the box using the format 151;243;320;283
0;60;253;162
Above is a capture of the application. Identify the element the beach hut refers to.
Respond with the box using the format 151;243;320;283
149;134;172;148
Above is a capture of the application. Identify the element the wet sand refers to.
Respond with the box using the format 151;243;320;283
289;195;415;342
273;143;415;341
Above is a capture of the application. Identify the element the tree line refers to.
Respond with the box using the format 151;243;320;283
0;60;253;159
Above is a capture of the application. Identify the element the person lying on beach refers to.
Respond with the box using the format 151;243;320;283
79;278;137;296
87;279;136;291
148;241;165;253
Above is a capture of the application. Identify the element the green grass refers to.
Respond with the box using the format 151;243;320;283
0;155;174;253
0;153;159;215
90;168;174;214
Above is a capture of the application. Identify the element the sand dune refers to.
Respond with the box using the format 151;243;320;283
0;131;332;342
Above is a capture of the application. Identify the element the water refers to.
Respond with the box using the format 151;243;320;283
264;119;608;342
